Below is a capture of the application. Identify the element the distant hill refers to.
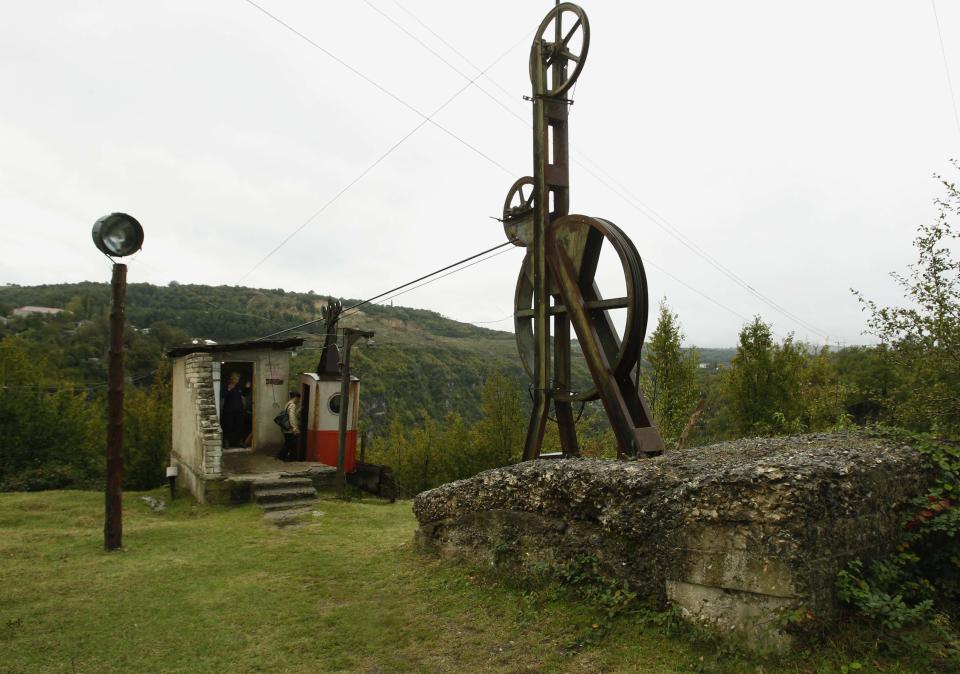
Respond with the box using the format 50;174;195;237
0;282;733;434
0;282;524;433
696;347;736;367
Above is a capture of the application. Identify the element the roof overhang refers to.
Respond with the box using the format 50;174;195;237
166;338;304;359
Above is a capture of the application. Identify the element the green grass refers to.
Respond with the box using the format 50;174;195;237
0;490;949;673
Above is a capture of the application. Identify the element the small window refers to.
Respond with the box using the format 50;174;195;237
328;393;342;415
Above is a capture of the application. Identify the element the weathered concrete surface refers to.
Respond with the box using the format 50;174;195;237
222;450;337;502
413;432;929;650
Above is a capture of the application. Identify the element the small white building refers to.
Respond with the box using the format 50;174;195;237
167;338;303;503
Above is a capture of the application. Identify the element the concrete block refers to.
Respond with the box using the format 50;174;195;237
412;432;930;650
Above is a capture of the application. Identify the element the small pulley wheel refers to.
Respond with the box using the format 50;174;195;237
513;215;649;402
502;176;535;247
529;3;590;98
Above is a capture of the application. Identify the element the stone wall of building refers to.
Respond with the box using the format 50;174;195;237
170;352;222;502
413;432;930;650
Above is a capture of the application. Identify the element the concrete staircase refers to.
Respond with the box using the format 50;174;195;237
252;477;317;523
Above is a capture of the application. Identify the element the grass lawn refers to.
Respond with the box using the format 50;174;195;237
0;490;947;673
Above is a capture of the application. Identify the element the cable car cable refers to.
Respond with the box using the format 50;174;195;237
931;0;960;139
237;1;527;282
339;245;518;319
241;0;520;178
254;241;515;341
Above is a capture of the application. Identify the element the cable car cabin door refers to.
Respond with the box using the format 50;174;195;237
299;382;310;460
299;375;358;473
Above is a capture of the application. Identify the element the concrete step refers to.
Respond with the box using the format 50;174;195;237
254;487;318;504
260;497;318;512
251;477;314;491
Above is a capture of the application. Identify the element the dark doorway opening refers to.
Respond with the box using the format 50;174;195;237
220;361;254;449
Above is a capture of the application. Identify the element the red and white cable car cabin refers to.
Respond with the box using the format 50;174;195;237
298;371;360;472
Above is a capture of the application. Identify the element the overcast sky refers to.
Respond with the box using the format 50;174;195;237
2;1;958;347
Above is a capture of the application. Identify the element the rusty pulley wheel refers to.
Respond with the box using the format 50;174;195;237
502;176;535;247
529;2;590;98
514;215;649;402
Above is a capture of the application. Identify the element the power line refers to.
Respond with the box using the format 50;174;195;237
376;0;833;341
471;311;516;324
241;0;518;177
932;0;960;140
239;96;450;283
363;0;531;128
255;241;515;340
642;259;749;324
341;244;515;316
342;245;517;318
237;4;527;282
570;154;831;340
1;369;160;394
134;234;750;335
388;0;518;103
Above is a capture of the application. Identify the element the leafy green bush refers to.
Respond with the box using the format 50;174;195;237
837;559;934;630
367;368;525;497
123;363;172;490
556;553;638;620
837;428;960;631
0;338;105;491
0;464;93;492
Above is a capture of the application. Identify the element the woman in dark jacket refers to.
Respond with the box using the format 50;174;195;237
221;372;246;448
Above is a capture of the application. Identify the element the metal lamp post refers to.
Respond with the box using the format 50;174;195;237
92;212;144;551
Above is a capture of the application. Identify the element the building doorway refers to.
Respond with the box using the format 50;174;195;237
220;361;254;449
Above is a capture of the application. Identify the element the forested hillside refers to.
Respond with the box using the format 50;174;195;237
0;280;734;432
0;275;887;495
0;282;528;424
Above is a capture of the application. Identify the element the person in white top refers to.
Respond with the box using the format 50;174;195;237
279;391;301;461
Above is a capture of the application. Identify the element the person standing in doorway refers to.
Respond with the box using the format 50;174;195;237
221;372;246;448
280;391;301;461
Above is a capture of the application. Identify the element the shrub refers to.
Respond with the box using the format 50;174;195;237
837;427;960;628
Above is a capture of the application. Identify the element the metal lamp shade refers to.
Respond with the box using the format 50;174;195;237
92;213;144;257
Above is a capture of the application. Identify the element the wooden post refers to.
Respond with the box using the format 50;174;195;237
104;263;126;551
336;328;373;497
335;333;353;497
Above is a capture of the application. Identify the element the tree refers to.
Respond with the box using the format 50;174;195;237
471;369;525;469
124;360;172;490
854;162;960;436
366;369;527;497
0;337;105;490
721;317;849;438
723;317;780;435
832;345;894;425
642;300;700;440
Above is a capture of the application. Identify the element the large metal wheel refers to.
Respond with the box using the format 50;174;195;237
529;3;590;98
514;215;649;402
502;176;535;247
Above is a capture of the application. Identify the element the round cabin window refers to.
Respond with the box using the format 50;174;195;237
328;393;342;415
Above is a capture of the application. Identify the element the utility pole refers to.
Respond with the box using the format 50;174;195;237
91;212;143;551
336;327;374;497
104;263;126;550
